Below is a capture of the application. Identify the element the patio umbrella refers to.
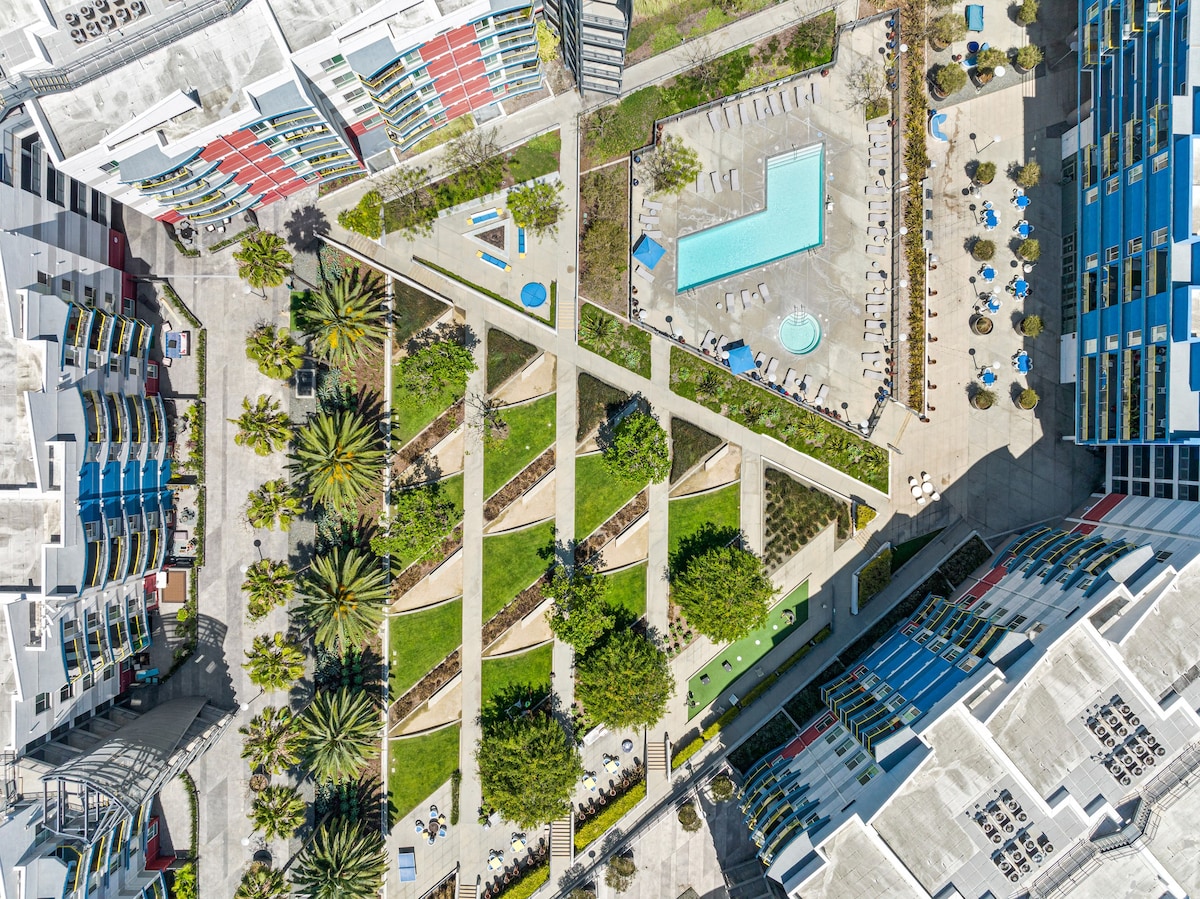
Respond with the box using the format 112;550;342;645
631;234;666;271
981;266;995;281
727;343;756;375
1016;195;1030;209
1014;279;1028;294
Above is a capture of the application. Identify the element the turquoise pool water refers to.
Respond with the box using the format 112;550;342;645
676;144;825;292
779;311;821;355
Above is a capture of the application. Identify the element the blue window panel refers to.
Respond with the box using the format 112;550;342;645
1122;177;1145;234
1174;287;1192;343
1150;294;1170;331
1122;301;1144;336
1189;343;1200;391
1102;304;1121;338
1173;136;1192;237
1101;190;1122;253
1082;309;1101;344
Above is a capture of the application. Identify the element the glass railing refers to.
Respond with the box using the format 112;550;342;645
137;167;191;192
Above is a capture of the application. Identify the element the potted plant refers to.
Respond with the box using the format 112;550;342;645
971;314;994;335
677;802;703;832
932;63;968;99
249;773;269;792
973;160;997;184
1018;238;1041;261
1016;0;1039;26
1019;314;1044;337
1016;388;1039;410
929;14;966;50
972;47;1009;85
972;238;996;261
1014;44;1044;73
972;388;997;410
710;774;736;802
1016;160;1042;188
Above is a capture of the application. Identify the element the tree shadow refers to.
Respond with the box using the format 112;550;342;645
402;319;479;357
668;521;742;575
284;205;330;253
314;646;384;704
480;683;555;731
316;775;384;829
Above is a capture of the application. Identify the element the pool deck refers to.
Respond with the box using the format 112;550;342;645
630;16;896;428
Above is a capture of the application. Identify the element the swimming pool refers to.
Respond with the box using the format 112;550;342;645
676;144;825;292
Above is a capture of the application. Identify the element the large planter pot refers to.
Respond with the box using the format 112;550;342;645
1015;392;1039;410
971;393;994;410
971;315;994;336
971;70;996;88
249;773;269;793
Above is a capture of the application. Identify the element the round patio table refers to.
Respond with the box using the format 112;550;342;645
910;484;923;500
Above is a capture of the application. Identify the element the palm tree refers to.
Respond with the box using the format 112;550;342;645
239;706;302;775
246;480;303;531
291;820;386;899
246;326;305;380
234;865;288;899
244;632;306;693
303;271;387;369
234;232;293;292
301;687;380;783
243;559;296;621
296;549;387;653
232;395;293;456
289;411;385;512
250;784;307;841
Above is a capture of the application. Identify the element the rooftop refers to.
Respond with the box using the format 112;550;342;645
1146;775;1200;895
0;324;43;488
1116;563;1200;702
0;499;60;589
799;819;922;899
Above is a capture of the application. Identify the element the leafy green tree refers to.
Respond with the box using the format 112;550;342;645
1018;388;1040;410
1016;160;1042;188
290;411;385;512
506;181;564;237
234;864;288;899
172;862;197;899
476;715;583;829
303;271;387;370
1021;314;1045;337
929;13;965;46
246;480;303;531
376;167;436;238
1018;238;1041;261
234;232;293;292
243;559;296;621
602;410;670;485
606;856;637;893
251;785;307;841
396;341;477;402
291;820;386;899
974;46;1008;73
246;326;305;380
536;19;560;62
244;632;306;693
672;545;776;643
443;128;503;197
301;687;381;783
1016;0;1039;25
575;631;673;729
934;63;967;96
337;191;383;240
544;564;615;654
232;395;293;456
369;483;457;561
240;706;302;775
972;239;996;261
297;549;387;653
646;134;702;196
973;160;997;184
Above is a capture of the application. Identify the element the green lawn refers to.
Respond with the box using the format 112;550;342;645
393;373;462;446
892;529;945;572
484;394;556;497
668;483;741;559
507;131;561;182
687;581;809;717
393;282;449;345
391;474;464;571
482;520;555;620
575;452;643;539
389;726;460;822
482;643;553;718
604;563;647;619
487;328;539;392
389;598;463;698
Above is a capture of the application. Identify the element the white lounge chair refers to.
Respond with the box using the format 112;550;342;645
866;320;886;330
866;186;888;196
812;82;821;104
634;265;654;284
863;368;887;381
868;121;887;132
738;103;750;125
639;214;659;224
642;199;663;212
702;330;716;350
866;303;887;317
755;97;769;119
769;93;784;116
740;289;752;310
724;293;734;312
755;351;766;371
730;169;740;191
862;351;884;365
864;332;888;343
707;109;723;132
795;84;807;107
724;107;737;128
756;283;770;303
867;226;889;237
780;89;793;112
716;334;727;352
696;174;706;193
711;171;723;193
867;244;886;255
765;357;779;381
783;368;798;391
867;271;886;281
868;201;889;211
644;230;663;238
814;383;829;405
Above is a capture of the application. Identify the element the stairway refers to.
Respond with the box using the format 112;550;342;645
457;880;477;899
550;816;573;858
647;736;668;773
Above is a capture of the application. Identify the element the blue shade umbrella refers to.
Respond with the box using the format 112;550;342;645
1016;195;1030;209
520;282;547;308
981;266;995;281
632;234;666;270
982;369;996;385
985;296;1001;314
1014;353;1032;373
727;343;756;375
984;210;999;229
1014;279;1028;295
1018;223;1032;237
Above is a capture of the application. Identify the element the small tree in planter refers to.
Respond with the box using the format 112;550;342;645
710;774;736;801
1018;238;1041;262
677;801;703;832
606;855;638;893
972;388;997;410
1016;0;1039;26
972;47;1008;85
1017;388;1039;410
1020;314;1045;337
971;314;994;336
973;160;997;184
972;238;996;261
932;63;968;98
1014;44;1044;73
1016;160;1042;188
929;14;966;49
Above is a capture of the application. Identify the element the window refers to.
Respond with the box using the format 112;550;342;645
36;271;50;286
1151;324;1167;342
1105;245;1120;263
343;88;366;102
1153;152;1169;172
60;683;73;702
353;101;375;116
1180;447;1200;481
1128;163;1143;184
360;114;383;130
91;190;107;225
46;162;65;205
99;160;120;174
20;134;42;195
1106;334;1119;349
332;72;358;88
1086;253;1099;269
1106;177;1120;194
1128;237;1143;255
248;121;270;135
70;179;87;215
1153;226;1169;246
1087;186;1099;204
319;54;347;71
834;738;853;757
35;692;50;714
1128;329;1142;344
1085;338;1098;354
61;279;72;297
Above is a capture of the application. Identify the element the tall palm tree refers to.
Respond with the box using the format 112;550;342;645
234;232;293;291
243;559;296;621
296;549;386;653
246;326;305;380
301;687;380;783
239;706;302;775
291;820;386;899
246;480;303;531
232;395;293;456
303;272;386;370
289;411;385;512
250;784;307;841
234;865;288;899
244;632;306;693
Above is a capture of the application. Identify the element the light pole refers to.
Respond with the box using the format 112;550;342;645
971;133;1002;154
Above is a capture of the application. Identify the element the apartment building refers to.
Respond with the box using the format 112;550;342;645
542;0;631;94
742;494;1200;898
0;0;541;226
1067;0;1198;497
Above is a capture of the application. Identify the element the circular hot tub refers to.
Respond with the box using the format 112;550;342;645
779;311;821;355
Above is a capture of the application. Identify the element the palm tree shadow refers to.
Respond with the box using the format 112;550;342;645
285;205;330;253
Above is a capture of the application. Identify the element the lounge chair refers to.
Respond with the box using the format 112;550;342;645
724;293;734;312
869;148;889;159
794;84;807;106
716;334;727;352
868;226;889;237
755;97;769;119
814;383;829;405
866;186;888;196
724;107;737;128
696;174;706;193
864;332;888;343
862;352;884;365
702;330;716;350
643;199;663;212
755;351;766;371
634;265;654;284
866;320;886;330
730;168;740;191
866;271;886;281
799;373;811;395
868;201;889;211
812;82;821;104
868;121;888;132
871;135;890;146
639;214;659;224
867;244;886;255
765;357;779;381
769;93;784;116
863;368;887;381
781;90;793;112
740;289;751;310
758;282;771;303
738;103;750;125
707;109;723;132
783;368;798;391
711;171;723;193
866;303;887;317
644;230;663;238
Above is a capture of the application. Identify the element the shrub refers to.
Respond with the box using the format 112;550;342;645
1015;44;1043;71
929;14;965;46
670;736;705;770
711;774;736;801
972;239;996;261
501;863;549;899
1016;0;1039;25
855;504;877;530
973;388;997;410
605;855;638;893
934;63;967;96
337;191;383;239
677;802;702;832
575;781;646;850
974;47;1008;73
1018;388;1040;410
1016;160;1042;188
1018;238;1041;261
974;160;997;184
857;548;893;606
1021;314;1044;337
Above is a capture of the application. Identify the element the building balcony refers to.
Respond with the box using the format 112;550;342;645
265;110;319;132
136;167;193;194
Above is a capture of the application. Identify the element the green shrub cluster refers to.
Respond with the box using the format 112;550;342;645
857;548;893;608
574;780;647;850
670;736;706;770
